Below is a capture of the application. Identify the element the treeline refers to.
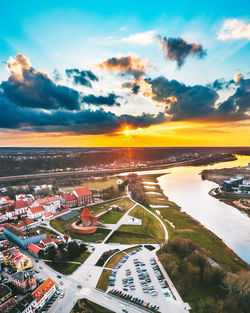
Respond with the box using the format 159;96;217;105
158;237;250;313
128;174;149;206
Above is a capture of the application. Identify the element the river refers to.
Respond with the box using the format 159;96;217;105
133;155;250;264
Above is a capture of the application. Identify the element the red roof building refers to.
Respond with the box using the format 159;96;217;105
27;206;45;219
72;188;93;206
32;278;56;309
60;193;77;208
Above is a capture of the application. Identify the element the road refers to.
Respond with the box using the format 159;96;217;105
0;159;197;182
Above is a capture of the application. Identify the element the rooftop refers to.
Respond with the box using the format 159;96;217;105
32;278;55;303
0;284;12;298
74;187;92;197
9;294;35;313
11;270;34;282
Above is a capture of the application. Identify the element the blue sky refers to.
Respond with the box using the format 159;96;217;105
0;0;249;85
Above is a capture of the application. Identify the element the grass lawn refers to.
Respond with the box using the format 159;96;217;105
50;215;111;243
99;210;124;224
107;205;165;244
71;298;114;313
142;174;249;272
89;197;134;216
71;228;111;243
45;261;79;275
45;251;91;275
105;251;125;268
96;269;111;291
123;245;142;254
38;227;58;238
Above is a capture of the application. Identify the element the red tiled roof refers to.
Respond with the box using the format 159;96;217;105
81;207;92;218
43;212;53;218
17;218;35;228
62;194;77;201
14;200;29;210
74;187;92;197
32;278;55;303
41;238;53;245
27;243;41;254
29;206;45;214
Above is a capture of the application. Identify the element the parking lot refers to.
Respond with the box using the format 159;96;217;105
107;247;174;312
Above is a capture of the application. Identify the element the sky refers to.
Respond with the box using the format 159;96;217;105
0;0;250;147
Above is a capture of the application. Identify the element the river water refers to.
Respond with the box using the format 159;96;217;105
133;155;250;263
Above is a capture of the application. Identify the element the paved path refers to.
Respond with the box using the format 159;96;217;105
43;186;189;313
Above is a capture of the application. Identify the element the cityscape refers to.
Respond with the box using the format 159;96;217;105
0;1;250;313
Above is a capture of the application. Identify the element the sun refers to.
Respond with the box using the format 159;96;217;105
120;126;136;136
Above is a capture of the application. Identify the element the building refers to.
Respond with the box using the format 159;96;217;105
17;219;35;230
32;278;56;309
27;243;42;258
9;294;37;313
42;212;53;220
11;271;36;293
0;284;12;304
27;206;45;219
2;224;46;248
15;194;34;202
2;248;32;271
31;196;60;213
6;200;30;219
60;193;77;208
0;297;16;312
247;163;250;170
0;196;13;211
222;176;244;192
238;183;250;194
71;207;98;234
72;187;93;206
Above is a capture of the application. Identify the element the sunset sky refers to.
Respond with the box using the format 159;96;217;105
0;0;250;147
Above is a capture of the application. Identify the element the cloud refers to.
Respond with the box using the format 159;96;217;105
121;30;156;45
122;82;140;94
234;73;244;84
218;19;250;41
207;78;234;90
158;36;206;68
2;54;80;111
0;93;166;134
82;93;120;106
66;68;98;87
146;75;250;121
98;56;148;80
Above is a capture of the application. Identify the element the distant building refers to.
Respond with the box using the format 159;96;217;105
27;206;46;219
72;188;93;206
31;196;60;213
11;271;37;293
238;183;250;194
9;294;37;313
6;200;30;219
222;176;244;192
60;193;77;208
15;194;34;202
0;284;12;304
247;163;250;170
32;278;56;309
2;224;46;248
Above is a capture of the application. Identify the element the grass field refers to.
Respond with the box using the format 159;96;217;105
96;269;111;291
107;205;165;244
142;174;248;272
50;215;111;243
71;298;114;313
99;210;124;224
105;251;125;268
88;197;134;216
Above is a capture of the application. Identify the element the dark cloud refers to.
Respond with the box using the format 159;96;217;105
147;76;250;121
158;37;206;68
207;78;234;90
82;93;120;106
1;54;80;111
98;56;147;80
52;69;62;82
122;82;140;94
66;68;98;87
0;93;166;134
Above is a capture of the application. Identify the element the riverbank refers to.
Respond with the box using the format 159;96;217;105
141;174;249;272
140;173;249;313
202;166;250;217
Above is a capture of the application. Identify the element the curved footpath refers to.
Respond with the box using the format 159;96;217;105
45;189;189;313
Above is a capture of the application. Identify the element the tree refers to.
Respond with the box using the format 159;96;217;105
68;241;80;258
